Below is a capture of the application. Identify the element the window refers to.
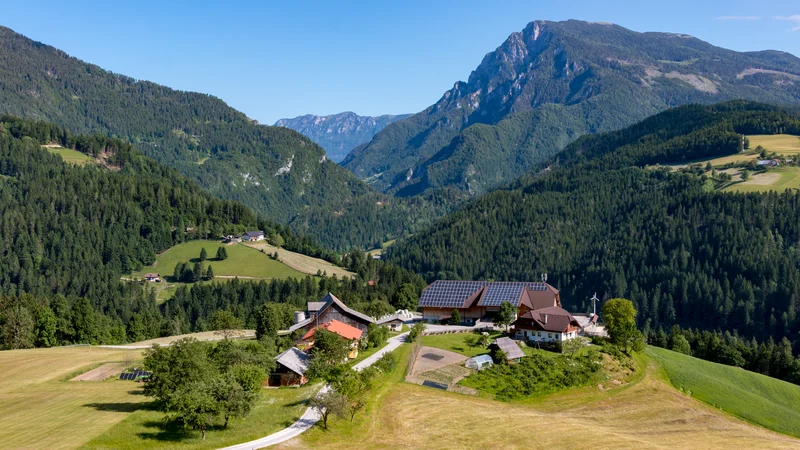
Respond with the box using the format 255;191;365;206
548;333;552;338
538;332;541;337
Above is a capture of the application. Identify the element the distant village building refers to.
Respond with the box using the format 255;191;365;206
242;230;265;241
223;234;242;243
144;273;161;283
270;347;311;386
757;159;780;167
417;280;560;324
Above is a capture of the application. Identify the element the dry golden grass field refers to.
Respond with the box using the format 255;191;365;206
243;242;354;279
749;134;800;153
283;350;800;450
0;346;145;449
119;330;255;347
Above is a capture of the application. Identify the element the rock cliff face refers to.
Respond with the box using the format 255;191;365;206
343;19;800;196
275;112;411;162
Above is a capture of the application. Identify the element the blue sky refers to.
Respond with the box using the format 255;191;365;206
2;0;798;124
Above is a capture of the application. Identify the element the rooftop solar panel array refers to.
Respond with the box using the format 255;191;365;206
418;280;487;308
479;282;548;307
119;370;151;380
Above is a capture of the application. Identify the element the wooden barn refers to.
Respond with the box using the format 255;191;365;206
287;292;375;337
269;347;311;387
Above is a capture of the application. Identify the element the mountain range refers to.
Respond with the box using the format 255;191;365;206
0;25;450;250
275;112;411;162
343;20;800;197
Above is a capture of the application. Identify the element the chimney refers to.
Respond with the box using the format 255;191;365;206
294;311;306;324
543;314;548;324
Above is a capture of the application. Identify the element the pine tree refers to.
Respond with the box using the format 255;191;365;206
200;248;207;262
206;265;214;281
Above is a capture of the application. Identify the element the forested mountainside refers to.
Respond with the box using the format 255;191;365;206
275;112;412;162
0;26;449;250
343;19;800;197
0;116;425;348
388;102;800;348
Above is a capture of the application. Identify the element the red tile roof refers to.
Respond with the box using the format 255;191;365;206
302;319;363;341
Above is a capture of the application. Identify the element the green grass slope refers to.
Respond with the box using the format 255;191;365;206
133;240;305;280
647;346;800;438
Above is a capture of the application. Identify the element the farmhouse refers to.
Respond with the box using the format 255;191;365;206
418;280;560;324
512;306;581;343
287;292;375;336
270;347;311;386
303;319;363;359
757;159;780;167
242;230;265;241
223;234;242;243
143;273;161;283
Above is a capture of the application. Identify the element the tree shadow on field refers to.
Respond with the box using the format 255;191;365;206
82;400;151;413
137;420;225;442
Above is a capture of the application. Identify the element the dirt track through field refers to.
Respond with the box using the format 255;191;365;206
70;363;125;381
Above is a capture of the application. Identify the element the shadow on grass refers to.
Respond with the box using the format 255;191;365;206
82;400;153;413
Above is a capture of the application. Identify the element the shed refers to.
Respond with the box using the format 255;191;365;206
270;347;311;386
465;354;494;370
493;337;525;362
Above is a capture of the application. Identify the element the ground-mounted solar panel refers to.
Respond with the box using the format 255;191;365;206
422;380;448;390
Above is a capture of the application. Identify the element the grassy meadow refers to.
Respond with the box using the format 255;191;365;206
748;134;800;153
135;240;305;280
84;384;318;450
647;347;800;438
419;331;501;357
283;345;800;449
0;346;145;449
45;146;95;165
242;241;354;279
723;166;800;193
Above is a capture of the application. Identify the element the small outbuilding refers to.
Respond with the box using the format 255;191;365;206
492;337;525;362
465;354;494;371
270;347;311;387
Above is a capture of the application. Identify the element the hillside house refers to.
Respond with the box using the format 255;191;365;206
242;230;265;241
270;347;311;386
512;306;581;343
418;280;560;324
223;234;242;243
302;319;363;359
573;313;599;335
286;293;376;337
757;159;780;167
144;273;161;282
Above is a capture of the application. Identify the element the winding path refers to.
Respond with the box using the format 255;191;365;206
219;332;408;450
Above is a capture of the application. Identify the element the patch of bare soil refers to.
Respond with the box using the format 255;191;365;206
70;362;125;381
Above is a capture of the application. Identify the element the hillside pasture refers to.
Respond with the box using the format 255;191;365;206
0;346;145;449
723;167;800;193
84;384;318;450
119;330;255;348
647;347;800;438
44;145;95;165
287;348;800;449
242;241;354;278
748;134;800;153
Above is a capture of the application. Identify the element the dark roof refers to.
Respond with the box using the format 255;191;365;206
419;280;558;309
274;347;311;376
514;306;579;333
243;230;264;237
494;337;526;360
144;273;159;278
288;292;375;332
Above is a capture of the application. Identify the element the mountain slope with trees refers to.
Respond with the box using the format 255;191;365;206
0;26;452;250
275;112;412;162
343;20;800;197
387;102;800;352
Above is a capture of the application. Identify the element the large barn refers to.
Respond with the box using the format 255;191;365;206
286;292;375;336
418;280;560;324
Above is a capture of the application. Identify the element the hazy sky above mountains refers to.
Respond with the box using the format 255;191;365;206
3;0;798;124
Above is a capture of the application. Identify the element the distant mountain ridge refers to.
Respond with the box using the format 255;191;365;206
0;25;445;249
343;19;800;197
275;112;411;162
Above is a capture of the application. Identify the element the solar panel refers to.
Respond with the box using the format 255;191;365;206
480;282;548;307
418;280;487;308
422;380;448;390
